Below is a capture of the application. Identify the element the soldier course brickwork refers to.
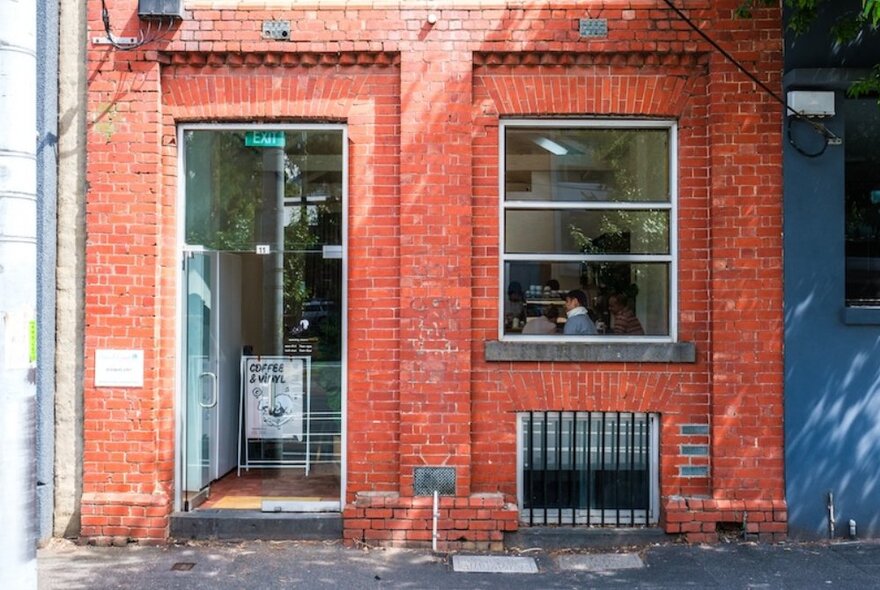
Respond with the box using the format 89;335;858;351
82;0;785;547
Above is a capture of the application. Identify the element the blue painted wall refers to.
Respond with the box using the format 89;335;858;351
783;2;880;539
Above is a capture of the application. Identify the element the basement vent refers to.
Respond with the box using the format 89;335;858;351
519;411;659;526
414;467;456;496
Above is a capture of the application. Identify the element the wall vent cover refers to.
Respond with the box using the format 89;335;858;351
414;466;456;496
579;18;608;38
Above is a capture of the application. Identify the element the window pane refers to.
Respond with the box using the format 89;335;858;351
185;129;343;252
505;209;669;255
505;127;669;203
503;261;669;336
845;99;880;306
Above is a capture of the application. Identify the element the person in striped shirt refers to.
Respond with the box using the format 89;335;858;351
608;293;644;335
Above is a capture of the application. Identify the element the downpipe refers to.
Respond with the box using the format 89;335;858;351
827;491;835;540
827;492;860;540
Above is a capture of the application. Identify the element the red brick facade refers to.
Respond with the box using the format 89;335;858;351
82;0;785;548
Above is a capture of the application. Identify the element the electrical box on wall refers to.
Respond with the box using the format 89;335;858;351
787;90;835;117
138;0;183;20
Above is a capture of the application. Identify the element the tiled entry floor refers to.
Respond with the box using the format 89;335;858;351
200;466;340;509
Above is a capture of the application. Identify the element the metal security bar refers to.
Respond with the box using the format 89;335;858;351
520;411;657;526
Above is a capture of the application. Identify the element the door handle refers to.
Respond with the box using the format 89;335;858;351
199;372;218;408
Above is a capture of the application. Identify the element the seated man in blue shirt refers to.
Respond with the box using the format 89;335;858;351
563;289;597;335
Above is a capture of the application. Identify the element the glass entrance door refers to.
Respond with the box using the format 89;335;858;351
179;125;346;512
182;250;243;509
183;251;216;505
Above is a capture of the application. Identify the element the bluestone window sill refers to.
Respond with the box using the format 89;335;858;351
484;340;696;363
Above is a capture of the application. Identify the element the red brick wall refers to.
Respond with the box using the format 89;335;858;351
471;57;714;504
344;492;518;551
160;58;405;505
82;0;784;545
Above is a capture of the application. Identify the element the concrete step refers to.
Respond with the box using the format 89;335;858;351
170;510;342;541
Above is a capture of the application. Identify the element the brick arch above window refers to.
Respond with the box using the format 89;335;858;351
487;367;692;414
473;55;709;119
161;66;391;122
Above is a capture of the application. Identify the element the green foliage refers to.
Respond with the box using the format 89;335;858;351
866;0;880;25
737;1;877;40
849;64;880;99
313;363;342;413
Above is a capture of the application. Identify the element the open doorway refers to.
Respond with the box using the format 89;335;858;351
177;125;346;514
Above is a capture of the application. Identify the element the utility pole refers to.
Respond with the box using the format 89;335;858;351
36;0;60;543
0;0;38;587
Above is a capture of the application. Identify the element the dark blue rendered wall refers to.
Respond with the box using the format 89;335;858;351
782;101;880;539
783;2;880;539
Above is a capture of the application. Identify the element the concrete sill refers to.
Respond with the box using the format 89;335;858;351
484;340;696;363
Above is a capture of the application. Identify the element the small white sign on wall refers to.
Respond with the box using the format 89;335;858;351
95;349;145;388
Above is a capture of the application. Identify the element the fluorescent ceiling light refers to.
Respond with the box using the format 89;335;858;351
532;137;568;155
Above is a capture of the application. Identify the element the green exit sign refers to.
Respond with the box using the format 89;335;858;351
245;131;286;148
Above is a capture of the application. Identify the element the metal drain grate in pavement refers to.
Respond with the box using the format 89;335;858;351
170;562;196;571
556;553;644;571
452;555;538;574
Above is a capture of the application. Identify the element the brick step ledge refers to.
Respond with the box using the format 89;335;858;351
505;526;668;551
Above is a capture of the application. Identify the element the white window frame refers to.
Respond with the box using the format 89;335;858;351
498;119;678;342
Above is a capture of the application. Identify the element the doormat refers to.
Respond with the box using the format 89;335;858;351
210;496;321;509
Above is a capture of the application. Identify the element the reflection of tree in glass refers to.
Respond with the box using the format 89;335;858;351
567;209;666;256
282;219;317;317
314;363;341;413
185;130;342;253
569;223;639;304
184;130;260;249
185;130;343;319
587;129;666;202
282;132;343;320
564;130;669;303
846;194;880;242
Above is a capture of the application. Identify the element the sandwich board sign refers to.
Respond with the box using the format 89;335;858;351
242;355;307;441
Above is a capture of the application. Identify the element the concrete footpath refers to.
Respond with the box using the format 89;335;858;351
38;537;880;590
